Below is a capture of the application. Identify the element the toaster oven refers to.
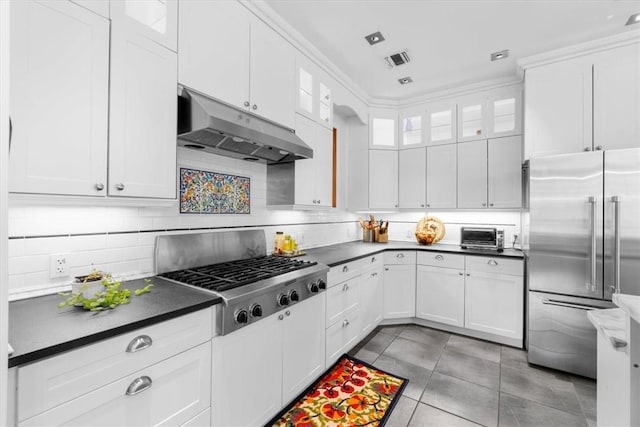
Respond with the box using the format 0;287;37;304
460;227;504;252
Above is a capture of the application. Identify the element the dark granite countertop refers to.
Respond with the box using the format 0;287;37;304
8;277;222;368
302;240;524;267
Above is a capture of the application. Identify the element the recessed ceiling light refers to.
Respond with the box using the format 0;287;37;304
626;12;640;25
491;49;509;61
398;77;413;85
364;31;385;45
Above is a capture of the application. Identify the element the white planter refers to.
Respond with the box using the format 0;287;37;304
72;279;104;298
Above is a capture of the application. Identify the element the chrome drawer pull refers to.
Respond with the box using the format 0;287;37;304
126;376;152;396
342;319;349;327
488;259;498;266
342;265;349;273
371;257;376;263
396;253;405;258
126;335;153;353
435;254;444;261
541;299;598;311
371;272;378;277
343;283;349;291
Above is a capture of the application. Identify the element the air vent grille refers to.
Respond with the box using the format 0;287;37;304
384;50;411;68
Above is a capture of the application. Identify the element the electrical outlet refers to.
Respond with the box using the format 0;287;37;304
297;232;305;246
406;229;413;238
50;254;69;278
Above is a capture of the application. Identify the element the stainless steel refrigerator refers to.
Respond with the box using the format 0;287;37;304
528;147;640;378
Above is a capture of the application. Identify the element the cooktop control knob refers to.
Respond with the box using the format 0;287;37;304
235;309;249;324
250;304;263;318
277;293;290;306
317;279;327;290
289;289;299;302
308;281;319;293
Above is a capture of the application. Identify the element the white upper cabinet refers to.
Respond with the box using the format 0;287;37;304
398;147;426;208
9;0;109;196
293;115;333;207
426;101;457;146
71;0;109;18
524;56;593;158
488;136;522;208
178;0;295;129
370;108;398;149
457;140;488;208
457;96;486;142
109;0;177;199
487;88;522;138
296;54;333;128
592;43;640;152
112;0;177;51
399;109;424;148
369;150;398;209
426;143;457;209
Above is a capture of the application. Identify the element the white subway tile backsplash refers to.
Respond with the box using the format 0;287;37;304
8;238;25;257
8;255;49;275
68;235;108;252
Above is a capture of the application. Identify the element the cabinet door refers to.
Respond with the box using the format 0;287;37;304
487;91;522;138
426;143;457;209
282;296;326;404
457;140;488;208
464;272;524;340
110;0;177;51
9;0;109;196
399;111;424;148
398;147;426;208
296;55;316;119
369;150;399;209
20;343;211;427
524;57;593;158
326;307;362;366
294;115;318;206
315;126;333;207
370;109;398;149
426;101;457;146
109;21;177;198
360;265;383;336
178;0;250;111
383;264;416;319
593;43;640;151
319;79;333;128
326;277;360;327
457;98;486;142
416;265;465;327
250;16;295;129
488;136;522;208
211;314;282;427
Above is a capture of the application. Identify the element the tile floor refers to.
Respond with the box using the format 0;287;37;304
348;324;596;427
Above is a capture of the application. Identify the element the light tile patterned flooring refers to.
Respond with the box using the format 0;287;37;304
348;324;596;427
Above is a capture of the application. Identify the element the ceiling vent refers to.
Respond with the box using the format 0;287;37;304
398;76;413;85
384;50;411;68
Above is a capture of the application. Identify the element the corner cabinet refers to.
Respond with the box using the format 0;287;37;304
369;150;399;209
109;0;177;199
178;0;295;129
9;0;109;196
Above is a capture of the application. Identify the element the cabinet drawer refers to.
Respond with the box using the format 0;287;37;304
326;277;360;327
417;252;465;269
465;256;523;276
328;260;362;286
384;250;416;265
325;307;361;366
18;308;213;421
20;342;211;427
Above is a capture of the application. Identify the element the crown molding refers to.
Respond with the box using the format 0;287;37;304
518;28;640;70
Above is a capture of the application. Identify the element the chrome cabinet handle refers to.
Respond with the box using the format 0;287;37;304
342;319;349;327
252;104;258;110
458;272;464;276
541;299;598;311
371;257;376;263
584;147;592;152
488;259;498;266
435;254;444;261
126;376;152;396
278;314;284;320
342;265;349;273
116;183;125;191
588;196;597;292
612;196;621;294
343;283;349;291
482;202;487;207
466;273;470;277
126;335;152;353
285;310;291;316
8;116;12;152
421;204;425;207
243;101;250;107
371;272;378;277
95;183;105;191
385;267;389;271
595;145;603;151
489;203;494;207
396;253;404;258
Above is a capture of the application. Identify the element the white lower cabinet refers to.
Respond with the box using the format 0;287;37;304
383;251;417;319
326;307;362;366
416;265;465;327
212;295;325;426
360;263;384;337
464;257;524;340
17;308;214;426
20;343;211;427
325;269;362;366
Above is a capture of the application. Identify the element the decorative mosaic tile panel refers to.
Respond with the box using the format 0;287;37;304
180;168;250;214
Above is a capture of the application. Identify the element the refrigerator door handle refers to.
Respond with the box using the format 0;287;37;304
588;196;597;292
612;195;621;294
541;299;599;311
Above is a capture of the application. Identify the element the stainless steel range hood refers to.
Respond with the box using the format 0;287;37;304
177;86;312;163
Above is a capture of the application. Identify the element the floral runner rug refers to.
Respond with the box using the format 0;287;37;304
265;354;408;427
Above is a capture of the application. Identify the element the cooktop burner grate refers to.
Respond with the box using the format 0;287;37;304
160;255;317;292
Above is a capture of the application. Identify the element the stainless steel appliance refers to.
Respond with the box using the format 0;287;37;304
155;230;328;335
528;148;640;378
460;227;504;252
